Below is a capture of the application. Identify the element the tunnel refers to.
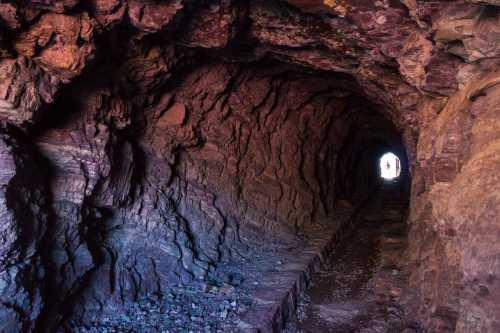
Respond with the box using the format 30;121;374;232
0;1;499;332
379;153;401;180
2;57;416;332
334;99;411;207
296;97;412;332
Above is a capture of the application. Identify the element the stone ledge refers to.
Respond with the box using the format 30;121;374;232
235;210;359;333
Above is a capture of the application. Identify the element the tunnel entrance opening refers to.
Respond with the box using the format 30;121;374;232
379;152;401;180
334;99;411;207
294;98;413;332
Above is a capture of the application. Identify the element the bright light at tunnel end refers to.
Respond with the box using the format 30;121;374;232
380;152;401;180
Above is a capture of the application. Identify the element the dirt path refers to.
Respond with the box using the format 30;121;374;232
292;181;413;333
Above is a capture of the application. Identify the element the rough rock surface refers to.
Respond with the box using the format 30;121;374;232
0;127;49;332
0;0;499;332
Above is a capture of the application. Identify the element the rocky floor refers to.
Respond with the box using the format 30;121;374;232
286;180;423;333
71;181;420;333
74;284;251;333
70;208;356;332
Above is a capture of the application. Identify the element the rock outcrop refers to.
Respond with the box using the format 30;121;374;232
0;0;499;331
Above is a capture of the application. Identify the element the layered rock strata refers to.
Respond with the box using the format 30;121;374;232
0;0;498;331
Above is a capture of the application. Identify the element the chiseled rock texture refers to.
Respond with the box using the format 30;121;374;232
0;0;498;331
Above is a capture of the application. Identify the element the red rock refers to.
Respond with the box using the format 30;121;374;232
128;0;184;33
88;0;126;27
0;2;20;30
0;1;498;332
14;12;97;82
24;0;80;13
0;57;60;124
182;0;244;48
158;102;186;127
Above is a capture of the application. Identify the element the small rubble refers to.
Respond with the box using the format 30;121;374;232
75;283;252;333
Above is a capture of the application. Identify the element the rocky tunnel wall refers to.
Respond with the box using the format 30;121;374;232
1;54;391;329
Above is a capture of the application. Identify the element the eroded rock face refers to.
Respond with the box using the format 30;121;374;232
0;127;49;332
14;12;97;82
0;57;60;124
31;61;361;329
0;0;499;331
406;68;500;332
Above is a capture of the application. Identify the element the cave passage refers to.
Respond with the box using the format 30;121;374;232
286;108;412;332
1;1;499;332
294;178;410;332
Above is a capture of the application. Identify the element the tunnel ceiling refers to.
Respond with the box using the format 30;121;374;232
0;0;500;332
